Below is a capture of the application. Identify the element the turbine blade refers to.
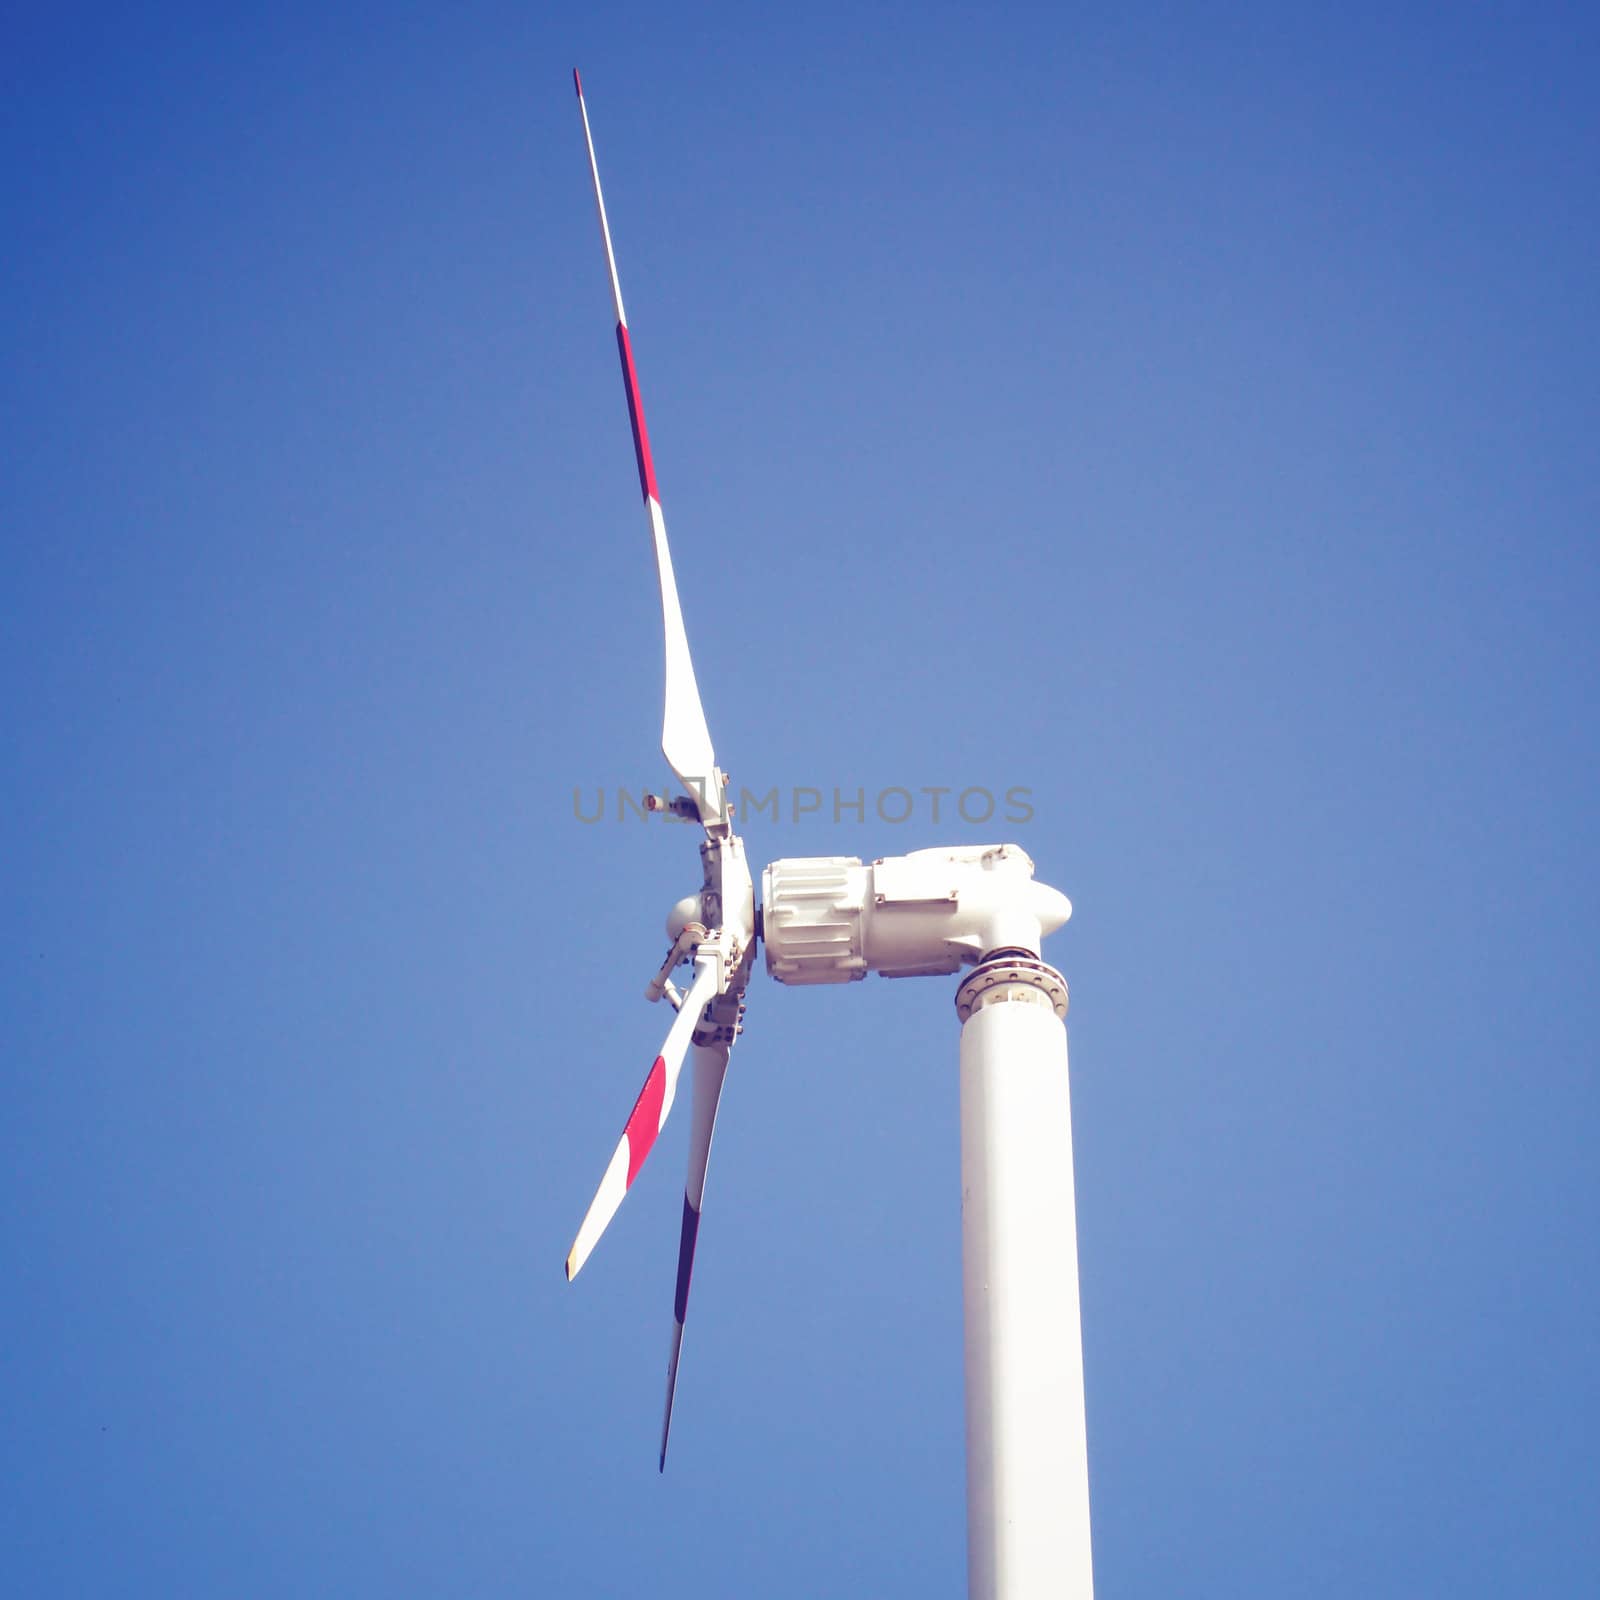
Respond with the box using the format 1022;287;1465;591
565;955;721;1281
573;69;723;828
659;1035;734;1471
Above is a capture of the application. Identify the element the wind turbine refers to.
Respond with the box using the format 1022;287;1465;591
564;71;1094;1600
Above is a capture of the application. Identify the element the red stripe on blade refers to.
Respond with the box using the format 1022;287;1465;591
615;324;659;503
623;1056;668;1186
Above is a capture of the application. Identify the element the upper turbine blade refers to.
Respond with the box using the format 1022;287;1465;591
659;1034;734;1470
565;954;721;1282
573;69;724;829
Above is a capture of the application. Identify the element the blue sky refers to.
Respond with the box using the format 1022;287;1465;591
4;4;1597;1594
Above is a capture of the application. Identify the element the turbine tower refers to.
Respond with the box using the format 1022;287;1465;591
565;71;1094;1600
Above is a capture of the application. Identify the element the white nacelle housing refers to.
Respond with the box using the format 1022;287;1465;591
761;844;1071;986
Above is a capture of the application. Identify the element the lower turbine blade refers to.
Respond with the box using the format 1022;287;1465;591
565;957;720;1282
659;1036;733;1470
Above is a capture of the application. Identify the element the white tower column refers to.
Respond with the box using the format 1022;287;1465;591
956;952;1093;1600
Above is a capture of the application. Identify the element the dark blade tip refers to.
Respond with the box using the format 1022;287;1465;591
658;1453;667;1473
573;68;583;96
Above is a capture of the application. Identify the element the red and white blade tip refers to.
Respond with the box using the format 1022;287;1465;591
564;1054;668;1282
563;960;721;1282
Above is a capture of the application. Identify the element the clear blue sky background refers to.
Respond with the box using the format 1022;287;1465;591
4;4;1597;1595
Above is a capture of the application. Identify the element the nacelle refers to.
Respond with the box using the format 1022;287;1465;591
761;844;1071;986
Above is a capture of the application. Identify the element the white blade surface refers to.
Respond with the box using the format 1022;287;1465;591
565;954;721;1282
573;69;724;828
658;1037;733;1470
